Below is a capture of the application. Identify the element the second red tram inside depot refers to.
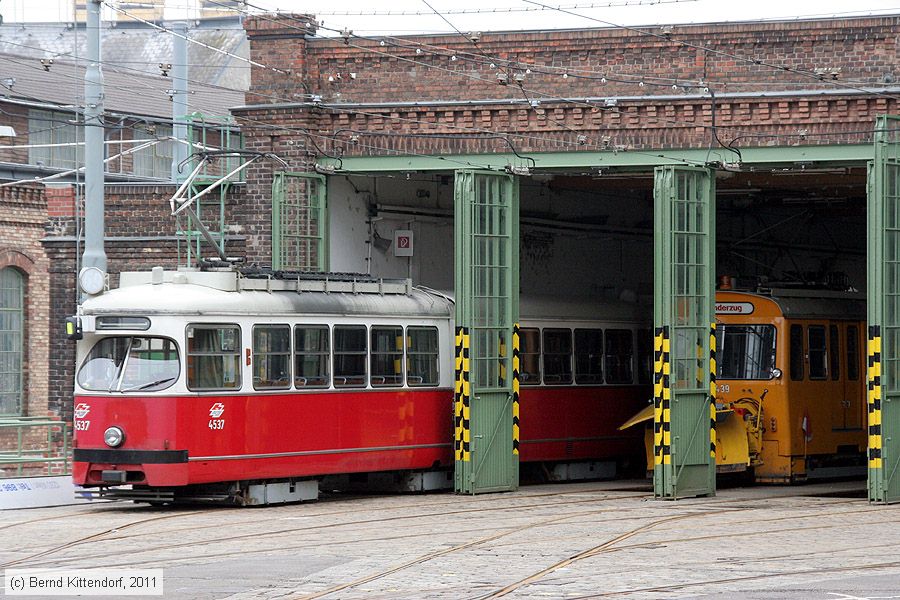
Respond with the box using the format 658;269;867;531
71;269;651;504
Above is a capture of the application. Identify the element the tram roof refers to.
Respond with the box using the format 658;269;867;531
80;270;647;323
82;280;454;319
722;289;866;320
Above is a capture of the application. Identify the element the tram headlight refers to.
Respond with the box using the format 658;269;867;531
104;426;125;448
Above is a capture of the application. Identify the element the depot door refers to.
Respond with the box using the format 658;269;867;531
868;114;900;503
653;165;717;499
453;170;520;494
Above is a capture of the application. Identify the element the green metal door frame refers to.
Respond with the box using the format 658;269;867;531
653;165;717;499
0;267;24;416
868;114;900;504
454;169;520;494
272;172;328;272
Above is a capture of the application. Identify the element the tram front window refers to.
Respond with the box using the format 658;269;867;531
717;325;776;380
77;336;180;392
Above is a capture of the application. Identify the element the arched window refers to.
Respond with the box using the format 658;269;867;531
0;267;24;415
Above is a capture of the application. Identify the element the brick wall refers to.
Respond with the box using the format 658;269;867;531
0;184;50;418
41;183;246;423
296;19;900;103
0;184;56;464
236;15;900;160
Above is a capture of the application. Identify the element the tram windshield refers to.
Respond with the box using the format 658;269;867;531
717;325;777;380
77;336;180;392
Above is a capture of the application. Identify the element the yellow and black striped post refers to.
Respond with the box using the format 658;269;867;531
455;327;463;461
654;326;672;466
454;327;473;462
709;323;717;460
512;324;520;455
868;325;883;470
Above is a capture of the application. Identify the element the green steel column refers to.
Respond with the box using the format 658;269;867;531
453;170;520;494
868;114;900;504
653;165;716;499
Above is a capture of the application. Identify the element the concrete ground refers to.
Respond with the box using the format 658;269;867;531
1;480;899;599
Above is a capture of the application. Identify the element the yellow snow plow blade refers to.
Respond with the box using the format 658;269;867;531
618;404;654;431
619;405;751;474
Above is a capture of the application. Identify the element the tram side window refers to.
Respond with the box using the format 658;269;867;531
808;325;827;380
334;325;367;388
829;324;840;381
407;326;439;386
605;329;634;384
847;325;860;381
371;326;403;387
790;324;804;381
252;325;291;390
574;329;603;384
519;328;541;385
543;329;573;384
186;324;241;391
294;325;329;388
637;329;653;385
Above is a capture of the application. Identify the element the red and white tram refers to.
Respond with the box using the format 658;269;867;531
71;269;650;504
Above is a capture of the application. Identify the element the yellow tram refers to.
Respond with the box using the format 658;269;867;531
624;289;867;483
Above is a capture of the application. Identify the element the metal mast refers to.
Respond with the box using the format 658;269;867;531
79;0;106;297
171;20;189;181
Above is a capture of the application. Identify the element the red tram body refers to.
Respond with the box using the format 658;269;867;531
72;270;649;504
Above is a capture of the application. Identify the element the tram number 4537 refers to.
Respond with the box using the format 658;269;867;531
74;420;90;431
208;419;225;430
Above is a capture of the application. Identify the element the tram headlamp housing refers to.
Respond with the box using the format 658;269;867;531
104;426;125;448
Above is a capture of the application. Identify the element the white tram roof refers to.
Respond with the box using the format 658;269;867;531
83;270;453;319
80;269;647;323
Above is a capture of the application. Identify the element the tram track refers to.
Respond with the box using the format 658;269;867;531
568;559;900;598
5;485;882;599
5;492;650;569
473;501;900;599
478;501;897;553
0;485;639;555
0;508;108;532
287;497;886;599
0;510;219;569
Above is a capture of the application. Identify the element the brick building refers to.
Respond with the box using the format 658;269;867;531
5;13;900;460
225;14;893;294
0;32;245;461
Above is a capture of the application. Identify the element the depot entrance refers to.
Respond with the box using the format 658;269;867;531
309;139;883;499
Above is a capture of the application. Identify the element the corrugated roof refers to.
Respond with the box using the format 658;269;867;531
0;17;249;91
0;50;243;120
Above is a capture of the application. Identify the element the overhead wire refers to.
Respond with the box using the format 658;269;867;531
3;3;892;180
225;3;875;157
101;2;288;74
520;0;900;101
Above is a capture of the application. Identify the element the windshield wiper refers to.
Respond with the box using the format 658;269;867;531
121;376;177;392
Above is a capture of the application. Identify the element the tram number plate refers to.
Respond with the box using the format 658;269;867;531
717;384;730;394
208;419;225;430
74;420;90;431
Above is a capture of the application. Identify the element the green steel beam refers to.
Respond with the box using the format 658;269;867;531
320;145;873;174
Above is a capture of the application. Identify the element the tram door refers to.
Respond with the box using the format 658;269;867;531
835;323;864;431
845;324;864;430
